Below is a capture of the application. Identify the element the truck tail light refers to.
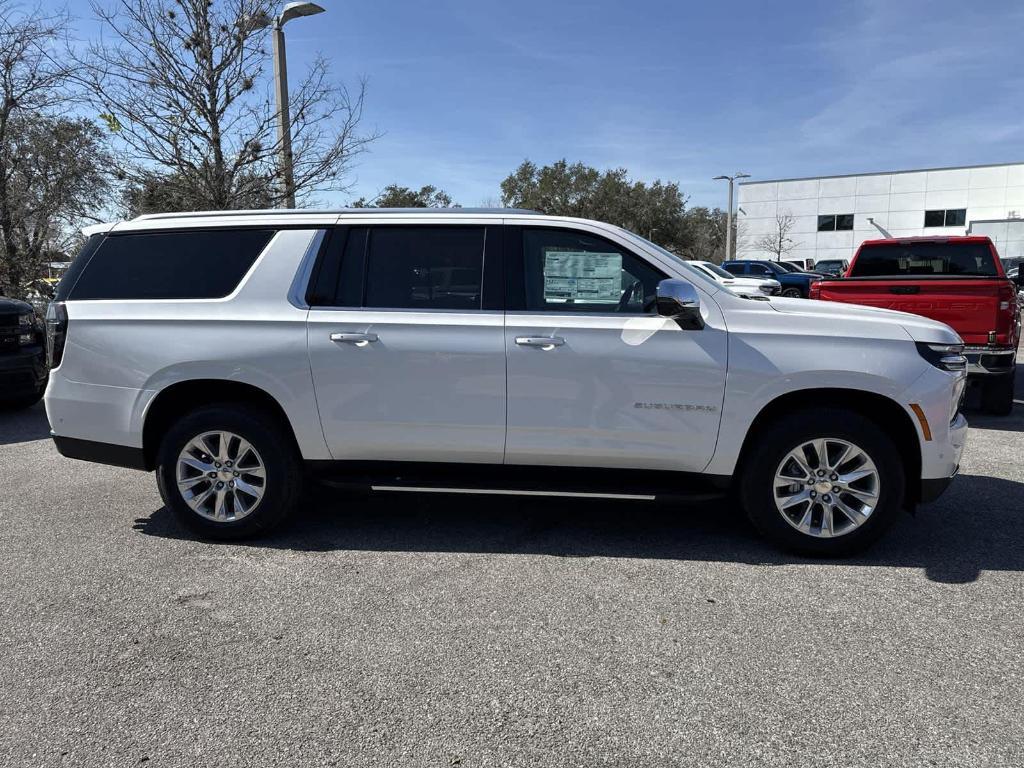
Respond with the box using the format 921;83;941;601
808;282;821;300
45;301;68;369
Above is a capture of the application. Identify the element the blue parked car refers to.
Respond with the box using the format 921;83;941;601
722;260;821;298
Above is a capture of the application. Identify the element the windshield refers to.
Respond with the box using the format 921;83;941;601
775;262;800;272
695;262;734;280
617;230;720;286
851;242;998;277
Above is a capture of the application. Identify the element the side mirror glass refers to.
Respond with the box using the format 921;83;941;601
656;279;704;330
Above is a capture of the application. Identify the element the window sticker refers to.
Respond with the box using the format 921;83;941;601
543;250;622;303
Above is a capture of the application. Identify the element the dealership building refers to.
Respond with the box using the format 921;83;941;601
735;161;1024;265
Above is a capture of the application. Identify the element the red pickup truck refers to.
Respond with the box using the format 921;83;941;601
809;236;1022;414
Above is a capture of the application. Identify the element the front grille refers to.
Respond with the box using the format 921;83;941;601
0;313;17;326
0;332;16;353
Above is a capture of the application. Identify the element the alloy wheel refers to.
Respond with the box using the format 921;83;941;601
175;430;267;522
773;438;880;538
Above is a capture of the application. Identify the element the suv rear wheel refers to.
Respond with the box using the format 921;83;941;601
156;404;303;539
741;408;905;556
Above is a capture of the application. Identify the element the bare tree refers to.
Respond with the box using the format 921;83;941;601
0;4;111;297
78;0;378;210
754;212;800;261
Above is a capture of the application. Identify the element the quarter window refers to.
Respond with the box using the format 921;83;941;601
68;229;275;300
924;208;967;228
818;214;854;232
519;229;666;313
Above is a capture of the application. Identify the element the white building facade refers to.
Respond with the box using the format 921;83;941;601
736;162;1024;265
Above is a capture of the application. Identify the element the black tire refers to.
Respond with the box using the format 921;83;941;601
740;408;905;557
979;369;1015;416
0;383;46;410
780;287;802;298
156;403;303;540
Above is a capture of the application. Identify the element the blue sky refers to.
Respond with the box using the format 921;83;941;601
65;0;1024;208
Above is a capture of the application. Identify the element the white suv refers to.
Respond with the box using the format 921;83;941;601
44;209;968;555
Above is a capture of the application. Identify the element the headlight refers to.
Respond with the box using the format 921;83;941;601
17;313;33;327
916;342;967;373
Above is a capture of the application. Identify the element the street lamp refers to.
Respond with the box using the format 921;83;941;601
713;172;750;261
245;2;326;208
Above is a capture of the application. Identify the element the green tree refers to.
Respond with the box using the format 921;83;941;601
351;184;457;208
0;5;111;296
500;159;690;250
679;206;728;263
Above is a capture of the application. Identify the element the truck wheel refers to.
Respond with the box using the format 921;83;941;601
0;380;46;410
740;408;905;556
780;287;802;298
980;369;1016;416
156;404;303;540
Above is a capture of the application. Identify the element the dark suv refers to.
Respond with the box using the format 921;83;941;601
0;297;47;409
722;260;821;298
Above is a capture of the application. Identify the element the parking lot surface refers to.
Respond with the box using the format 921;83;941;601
1;380;1023;767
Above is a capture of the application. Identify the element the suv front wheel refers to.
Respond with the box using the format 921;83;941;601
156;404;303;539
741;408;905;556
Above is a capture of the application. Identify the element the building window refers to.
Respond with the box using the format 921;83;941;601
818;214;854;232
924;208;966;228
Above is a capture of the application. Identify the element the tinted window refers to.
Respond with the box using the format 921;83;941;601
55;234;105;301
722;263;745;275
521;229;665;313
945;208;966;227
749;263;773;276
364;227;484;310
850;242;997;277
924;208;966;228
69;229;274;300
818;214;854;232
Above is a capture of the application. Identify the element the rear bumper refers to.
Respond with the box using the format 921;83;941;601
964;345;1016;377
52;435;148;471
0;345;47;397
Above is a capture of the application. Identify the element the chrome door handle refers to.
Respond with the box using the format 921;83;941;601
515;336;565;349
330;332;378;345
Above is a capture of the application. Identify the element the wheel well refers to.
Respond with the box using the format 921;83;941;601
142;379;298;470
735;388;923;503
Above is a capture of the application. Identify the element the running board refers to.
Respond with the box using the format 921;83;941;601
370;485;657;501
307;460;731;502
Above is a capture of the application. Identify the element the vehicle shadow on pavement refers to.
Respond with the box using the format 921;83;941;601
0;401;51;446
135;471;1024;585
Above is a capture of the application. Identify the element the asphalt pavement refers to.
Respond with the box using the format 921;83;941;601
1;377;1022;767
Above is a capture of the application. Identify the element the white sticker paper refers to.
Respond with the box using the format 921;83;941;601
543;250;622;303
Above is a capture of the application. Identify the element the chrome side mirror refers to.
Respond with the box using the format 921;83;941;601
656;279;704;330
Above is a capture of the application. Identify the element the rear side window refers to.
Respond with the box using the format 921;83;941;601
722;263;745;276
850;242;998;277
310;226;487;311
364;227;484;310
68;229;275;300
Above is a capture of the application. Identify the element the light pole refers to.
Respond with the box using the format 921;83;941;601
249;2;326;208
713;172;750;261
